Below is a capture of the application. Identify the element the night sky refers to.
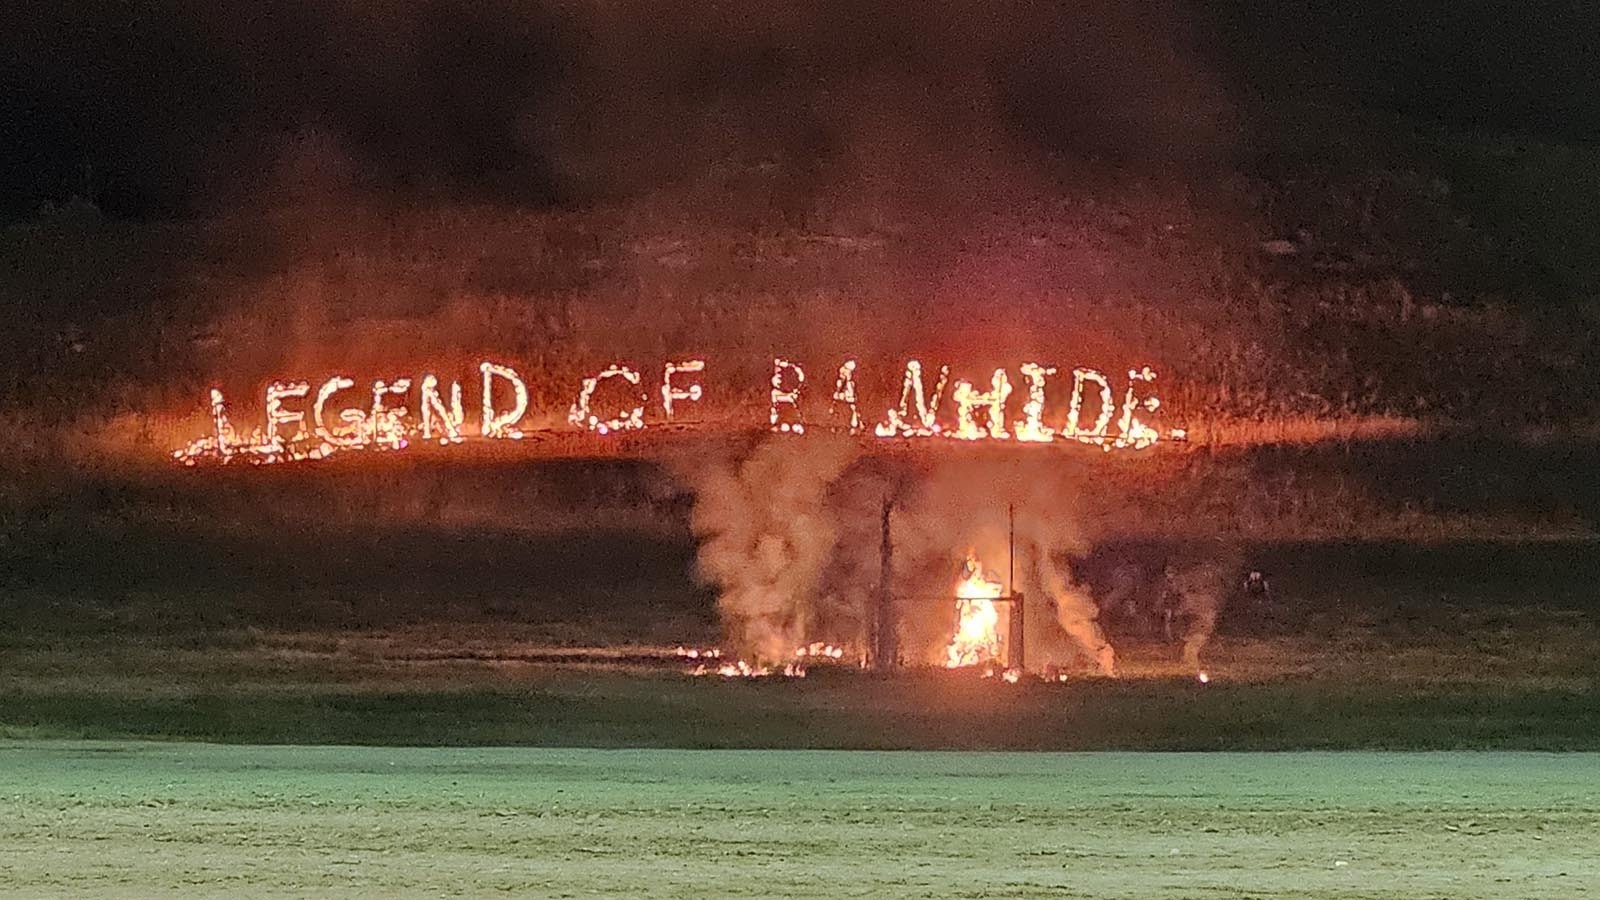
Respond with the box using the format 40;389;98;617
4;1;1598;219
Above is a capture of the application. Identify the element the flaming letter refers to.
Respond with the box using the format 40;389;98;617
208;388;235;456
1113;366;1161;449
951;369;1012;440
830;359;861;433
314;376;366;448
661;359;705;420
419;375;464;443
570;365;648;434
1012;363;1057;442
480;361;528;439
770;358;805;434
173;388;240;464
264;381;310;450
1064;367;1115;444
873;360;949;437
370;378;411;449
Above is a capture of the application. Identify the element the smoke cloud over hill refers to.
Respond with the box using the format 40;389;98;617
4;1;1230;217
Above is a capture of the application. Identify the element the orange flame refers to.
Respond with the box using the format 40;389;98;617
683;642;848;678
174;359;1172;465
945;551;1005;668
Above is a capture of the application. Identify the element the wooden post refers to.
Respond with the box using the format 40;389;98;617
1012;592;1026;672
875;493;897;670
1008;503;1025;672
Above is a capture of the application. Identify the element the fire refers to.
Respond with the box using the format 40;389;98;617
682;642;847;678
945;551;1005;668
174;356;1176;465
569;364;648;434
705;659;796;678
674;646;723;661
794;642;846;661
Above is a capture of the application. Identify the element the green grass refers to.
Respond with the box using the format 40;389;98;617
1;535;1596;750
0;672;1596;751
0;742;1596;898
0;677;1595;751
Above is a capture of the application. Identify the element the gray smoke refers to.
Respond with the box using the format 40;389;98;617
678;443;1135;675
890;456;1118;674
1164;549;1237;672
4;1;1232;217
678;436;859;663
1035;554;1118;677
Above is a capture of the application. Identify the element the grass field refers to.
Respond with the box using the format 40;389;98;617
1;742;1595;898
2;537;1597;750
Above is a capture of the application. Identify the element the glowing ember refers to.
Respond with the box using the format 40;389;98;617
712;659;775;678
691;658;808;678
674;646;723;661
1197;671;1211;684
946;551;1005;669
794;642;847;661
683;643;847;678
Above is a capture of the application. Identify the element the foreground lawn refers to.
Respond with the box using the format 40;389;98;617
0;743;1594;898
1;667;1598;751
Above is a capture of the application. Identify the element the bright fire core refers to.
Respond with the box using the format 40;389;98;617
946;552;1005;668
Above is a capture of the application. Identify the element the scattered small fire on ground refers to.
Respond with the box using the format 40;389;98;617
679;642;848;678
678;547;1220;683
686;550;1027;681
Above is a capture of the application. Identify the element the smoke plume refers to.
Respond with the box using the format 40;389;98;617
1035;554;1118;677
1164;547;1239;672
674;440;1255;676
678;436;859;663
890;456;1118;674
676;439;1126;672
3;0;1231;218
